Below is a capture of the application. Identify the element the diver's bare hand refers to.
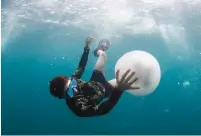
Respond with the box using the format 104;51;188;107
85;37;94;50
116;69;140;91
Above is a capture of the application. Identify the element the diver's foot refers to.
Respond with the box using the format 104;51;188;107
94;39;110;57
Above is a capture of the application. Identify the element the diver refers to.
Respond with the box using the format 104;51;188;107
49;37;140;117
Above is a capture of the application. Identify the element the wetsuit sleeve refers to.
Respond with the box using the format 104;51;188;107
72;47;90;79
97;88;124;115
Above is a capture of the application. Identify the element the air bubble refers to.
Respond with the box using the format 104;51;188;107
183;81;190;87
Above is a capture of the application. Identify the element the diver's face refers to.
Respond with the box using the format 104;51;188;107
64;79;70;91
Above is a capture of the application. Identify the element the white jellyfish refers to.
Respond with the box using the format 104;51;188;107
113;50;161;96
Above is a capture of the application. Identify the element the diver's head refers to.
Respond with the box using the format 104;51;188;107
49;76;70;99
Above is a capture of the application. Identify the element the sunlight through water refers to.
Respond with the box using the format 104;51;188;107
2;0;201;54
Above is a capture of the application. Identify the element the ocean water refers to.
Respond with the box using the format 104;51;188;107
1;0;201;135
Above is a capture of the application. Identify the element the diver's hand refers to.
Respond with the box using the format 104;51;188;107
116;69;140;91
85;37;94;50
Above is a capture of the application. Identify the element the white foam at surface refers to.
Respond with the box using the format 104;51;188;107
1;0;201;53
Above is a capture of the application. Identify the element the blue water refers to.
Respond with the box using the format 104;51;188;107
1;1;201;135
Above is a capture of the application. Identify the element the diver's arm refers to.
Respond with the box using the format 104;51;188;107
72;37;93;79
96;69;140;115
72;48;90;79
97;88;124;115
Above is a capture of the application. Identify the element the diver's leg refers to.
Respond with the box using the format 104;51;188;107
94;50;107;75
89;39;110;97
108;79;117;88
89;50;109;97
93;39;110;74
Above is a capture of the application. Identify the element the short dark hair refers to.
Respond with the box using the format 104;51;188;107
49;76;68;98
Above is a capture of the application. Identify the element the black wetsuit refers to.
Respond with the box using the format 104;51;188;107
65;47;124;117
